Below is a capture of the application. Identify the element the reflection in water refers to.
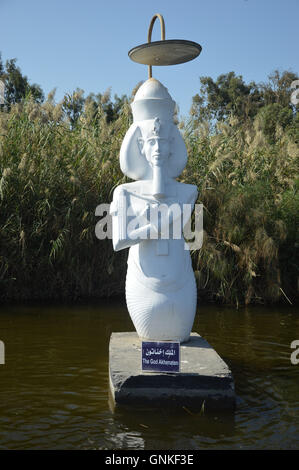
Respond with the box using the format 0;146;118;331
0;301;298;449
111;406;236;450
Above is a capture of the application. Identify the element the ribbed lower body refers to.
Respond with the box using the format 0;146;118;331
125;269;197;343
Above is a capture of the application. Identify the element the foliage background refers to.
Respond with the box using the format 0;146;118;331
0;56;298;305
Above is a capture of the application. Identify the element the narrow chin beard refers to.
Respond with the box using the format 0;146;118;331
153;160;164;168
152;155;167;167
152;165;165;199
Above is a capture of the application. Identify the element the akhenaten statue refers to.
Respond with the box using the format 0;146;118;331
110;78;198;342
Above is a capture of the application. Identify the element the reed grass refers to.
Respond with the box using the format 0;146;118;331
0;94;298;305
0;94;130;301
182;116;298;305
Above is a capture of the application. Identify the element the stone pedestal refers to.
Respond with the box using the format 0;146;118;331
109;332;235;412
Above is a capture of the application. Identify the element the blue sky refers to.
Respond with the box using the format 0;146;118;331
0;0;298;117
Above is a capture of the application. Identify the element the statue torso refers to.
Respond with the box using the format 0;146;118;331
117;179;197;292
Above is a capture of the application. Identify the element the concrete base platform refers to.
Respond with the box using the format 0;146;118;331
109;332;235;412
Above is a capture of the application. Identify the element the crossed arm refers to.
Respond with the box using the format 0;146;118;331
110;186;198;252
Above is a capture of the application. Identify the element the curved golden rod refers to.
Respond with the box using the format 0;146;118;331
147;13;166;79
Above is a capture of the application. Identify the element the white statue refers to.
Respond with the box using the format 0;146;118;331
110;78;198;343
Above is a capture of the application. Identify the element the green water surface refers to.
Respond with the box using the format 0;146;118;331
0;300;298;450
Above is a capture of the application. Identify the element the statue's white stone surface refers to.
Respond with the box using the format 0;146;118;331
110;78;198;343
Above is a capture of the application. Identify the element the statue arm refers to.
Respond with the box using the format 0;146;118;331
110;187;157;251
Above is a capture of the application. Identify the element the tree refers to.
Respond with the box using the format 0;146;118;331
86;88;128;123
61;88;129;128
0;53;44;108
191;70;298;127
260;69;298;109
191;72;262;123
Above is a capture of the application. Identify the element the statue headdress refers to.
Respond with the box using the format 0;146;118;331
120;78;188;180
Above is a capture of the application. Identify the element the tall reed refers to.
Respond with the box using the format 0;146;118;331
0;94;130;301
0;94;298;305
182;116;298;305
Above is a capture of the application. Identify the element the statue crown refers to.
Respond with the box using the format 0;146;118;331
141;118;170;141
151;118;161;137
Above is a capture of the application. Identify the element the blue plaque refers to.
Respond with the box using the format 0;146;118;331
141;341;180;373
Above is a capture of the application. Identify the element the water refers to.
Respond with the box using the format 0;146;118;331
0;300;298;449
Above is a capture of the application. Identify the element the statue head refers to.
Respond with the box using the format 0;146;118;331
120;78;187;181
137;118;171;168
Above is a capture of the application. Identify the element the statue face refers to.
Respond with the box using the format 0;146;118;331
142;136;170;167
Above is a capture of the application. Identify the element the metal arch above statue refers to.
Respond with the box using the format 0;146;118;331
128;13;202;79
